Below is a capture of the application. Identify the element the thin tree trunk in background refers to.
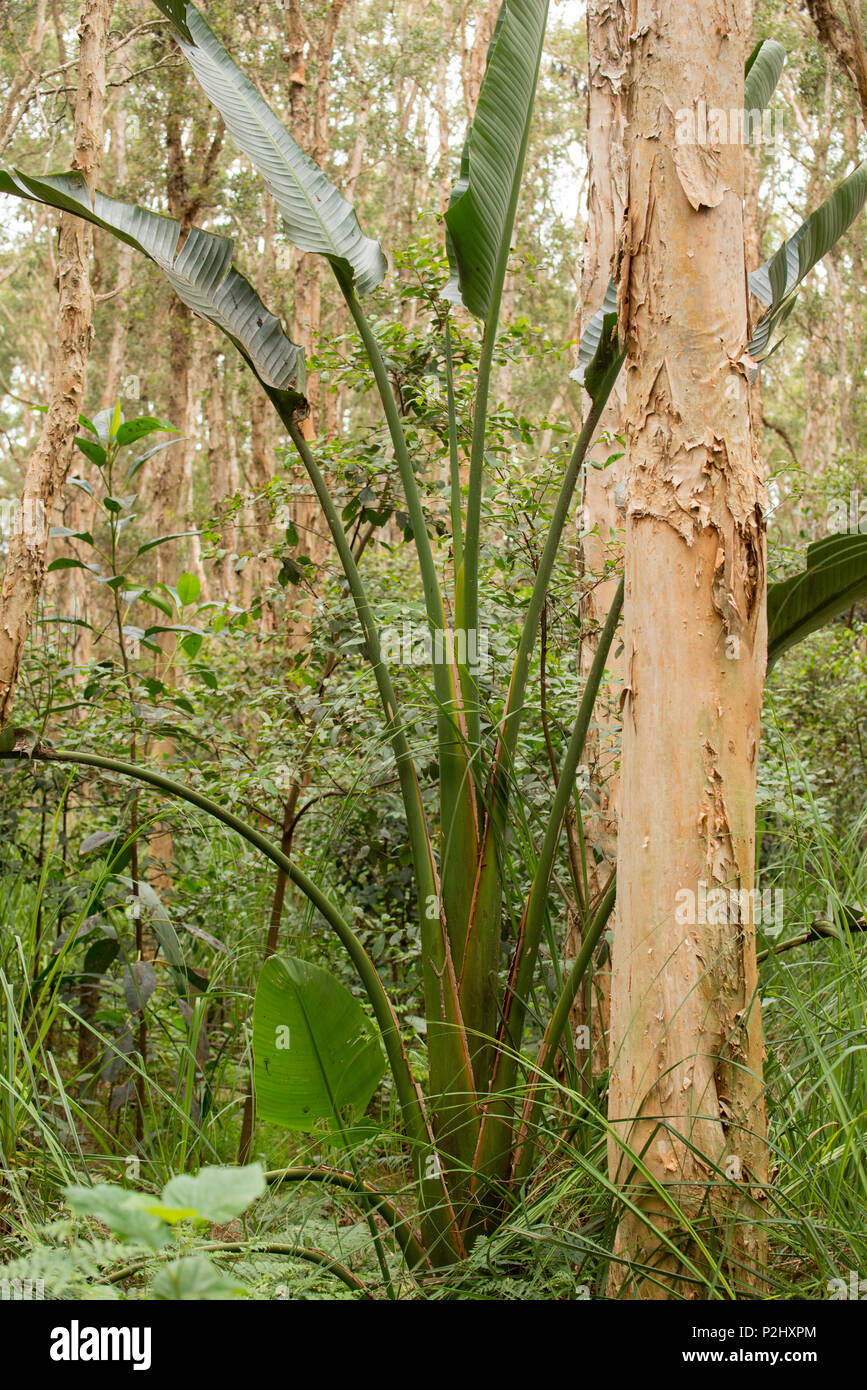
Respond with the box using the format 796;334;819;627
150;74;224;584
842;112;864;459
806;0;867;129
0;0;114;727
607;0;767;1297
283;0;348;653
462;0;500;114
792;72;836;487
60;85;135;676
205;362;239;603
742;1;765;452
101;92;134;408
564;0;629;1076
147;86;223;898
436;41;451;214
284;0;348;433
0;0;48;155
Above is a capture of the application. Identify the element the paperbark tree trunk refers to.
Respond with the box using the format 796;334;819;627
0;0;114;727
607;0;768;1298
463;0;501;114
564;0;629;1076
806;0;867;129
147;85;223;896
60;89;136;676
0;0;48;156
283;0;348;654
205;361;240;603
788;71;836;494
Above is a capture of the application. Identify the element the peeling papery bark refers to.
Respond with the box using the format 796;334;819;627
0;0;114;727
607;0;768;1297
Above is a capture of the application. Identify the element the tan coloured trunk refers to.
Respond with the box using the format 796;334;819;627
147;89;224;897
57;90;137;676
786;71;836;509
0;0;48;155
806;0;867;130
205;366;240;603
463;0;501;114
0;0;114;727
607;0;767;1297
283;0;348;654
564;0;629;1072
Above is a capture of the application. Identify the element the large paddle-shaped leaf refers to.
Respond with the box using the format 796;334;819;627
153;0;193;41
743;38;786;114
767;534;867;670
253;955;385;1132
444;0;549;320
0;169;304;402
152;1;386;295
748;161;867;358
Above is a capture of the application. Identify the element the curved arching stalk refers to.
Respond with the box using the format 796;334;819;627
0;748;430;1161
265;1165;431;1273
274;406;480;1197
325;283;485;1134
108;1239;375;1299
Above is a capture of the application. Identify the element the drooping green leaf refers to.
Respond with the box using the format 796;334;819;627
743;38;785;116
127;437;180;481
0;169;304;400
83;937;120;976
253;955;385;1132
46;557;95;573
152;0;194;42
116;877;185;971
767;534;867;670
123;961;157;1014
135;531;200;558
748;161;867;358
444;0;549;319
80;829;121;856
154;2;386;295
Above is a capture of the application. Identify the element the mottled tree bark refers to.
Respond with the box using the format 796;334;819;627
462;0;500;114
283;0;348;653
607;0;767;1297
806;0;867;129
0;0;114;726
0;0;48;155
